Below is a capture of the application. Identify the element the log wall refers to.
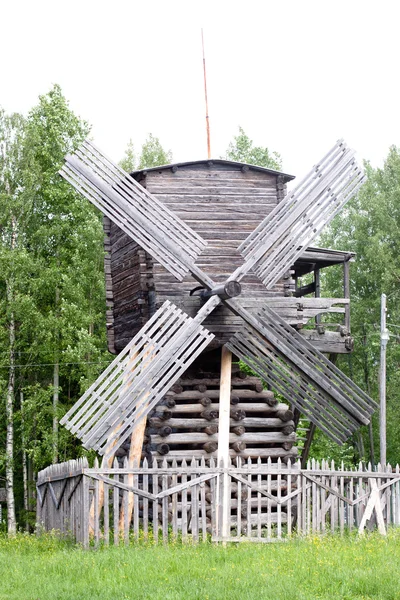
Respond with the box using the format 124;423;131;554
104;160;351;354
107;161;292;352
116;361;298;464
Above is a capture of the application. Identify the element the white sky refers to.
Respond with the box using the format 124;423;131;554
1;0;399;178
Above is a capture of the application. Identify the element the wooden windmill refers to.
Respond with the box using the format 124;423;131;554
59;139;377;466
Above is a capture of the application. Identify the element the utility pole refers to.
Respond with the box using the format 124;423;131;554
380;293;389;466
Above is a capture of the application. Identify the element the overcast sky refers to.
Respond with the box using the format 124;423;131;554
1;0;399;179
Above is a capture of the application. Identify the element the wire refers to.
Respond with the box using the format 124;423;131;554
0;360;111;369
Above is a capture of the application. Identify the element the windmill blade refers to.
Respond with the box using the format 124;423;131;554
225;301;377;443
60;298;218;458
59;140;207;282
232;140;365;289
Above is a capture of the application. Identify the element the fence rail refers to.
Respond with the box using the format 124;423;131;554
36;457;400;547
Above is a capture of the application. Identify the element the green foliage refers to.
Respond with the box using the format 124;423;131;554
317;146;400;465
119;139;136;172
120;134;173;171
224;126;282;170
0;86;111;527
138;133;172;169
1;531;400;599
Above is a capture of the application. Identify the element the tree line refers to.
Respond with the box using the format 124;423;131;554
1;84;399;535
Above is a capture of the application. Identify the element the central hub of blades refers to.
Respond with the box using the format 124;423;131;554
200;280;241;300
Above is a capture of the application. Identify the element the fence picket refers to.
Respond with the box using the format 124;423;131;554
113;458;120;546
37;455;400;547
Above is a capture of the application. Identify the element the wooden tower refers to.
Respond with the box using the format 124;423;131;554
60;140;376;468
100;159;357;463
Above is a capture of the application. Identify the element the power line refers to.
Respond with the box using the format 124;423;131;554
0;360;111;369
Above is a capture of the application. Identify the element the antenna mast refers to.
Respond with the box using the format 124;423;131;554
201;29;211;159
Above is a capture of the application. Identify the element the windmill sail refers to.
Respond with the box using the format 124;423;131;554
234;140;365;289
60;140;207;282
59;138;376;453
225;302;377;444
60;301;214;457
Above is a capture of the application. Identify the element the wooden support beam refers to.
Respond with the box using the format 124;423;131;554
294;281;316;297
217;346;232;542
344;260;350;331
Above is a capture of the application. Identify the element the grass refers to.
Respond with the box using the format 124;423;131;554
1;530;400;599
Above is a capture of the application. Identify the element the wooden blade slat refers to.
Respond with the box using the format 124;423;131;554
225;300;377;443
235;140;366;289
60;301;214;457
81;141;205;259
227;332;354;444
59;140;207;281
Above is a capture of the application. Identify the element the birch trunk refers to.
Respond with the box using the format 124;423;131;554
6;277;16;536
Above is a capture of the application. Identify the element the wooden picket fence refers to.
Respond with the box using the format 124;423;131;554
36;457;400;547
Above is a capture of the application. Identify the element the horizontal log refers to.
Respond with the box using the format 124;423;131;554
149;447;299;459
169;384;183;394
150;432;296;445
193;384;207;393
158;426;172;438
166;389;275;401
156;443;170;455
201;410;218;421
156;408;173;421
155;403;292;419
203;441;218;454
231;409;246;421
232;441;246;452
149;417;294;430
204;425;218;435
232;426;246;436
199;397;211;407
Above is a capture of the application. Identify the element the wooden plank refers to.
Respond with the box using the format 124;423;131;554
152;459;159;544
61;301;215;457
235;141;365;289
123;458;129;545
113;458;120;546
181;459;188;542
171;459;178;540
217;347;232;544
142;458;149;541
61;140;208;281
191;458;199;543
162;459;169;544
200;458;207;542
103;479;109;546
93;459;100;548
225;301;377;442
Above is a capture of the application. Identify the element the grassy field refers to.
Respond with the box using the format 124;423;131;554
1;531;399;600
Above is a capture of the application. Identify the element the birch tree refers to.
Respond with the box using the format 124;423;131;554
0;110;26;535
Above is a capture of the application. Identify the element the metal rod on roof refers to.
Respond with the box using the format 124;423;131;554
201;29;211;159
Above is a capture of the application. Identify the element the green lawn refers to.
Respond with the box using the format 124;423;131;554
1;531;399;599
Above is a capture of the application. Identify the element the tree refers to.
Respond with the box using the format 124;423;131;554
224;127;282;171
0;109;26;535
137;133;172;169
22;85;108;464
119;139;136;173
317;147;400;465
0;86;110;530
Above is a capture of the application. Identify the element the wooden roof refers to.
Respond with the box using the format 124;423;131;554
132;159;295;183
294;246;355;276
